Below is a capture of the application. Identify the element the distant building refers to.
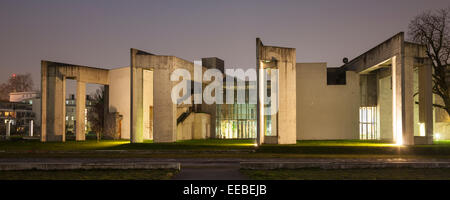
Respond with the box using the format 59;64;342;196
65;94;94;135
3;92;94;137
0;101;35;135
9;91;40;103
9;91;41;129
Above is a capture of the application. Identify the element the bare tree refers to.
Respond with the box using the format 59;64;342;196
0;73;34;101
87;87;105;141
408;7;450;116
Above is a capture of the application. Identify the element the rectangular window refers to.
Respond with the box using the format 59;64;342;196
215;103;256;139
359;106;378;140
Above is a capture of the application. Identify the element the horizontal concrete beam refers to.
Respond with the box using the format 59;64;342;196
0;162;180;171
240;161;450;169
42;60;110;85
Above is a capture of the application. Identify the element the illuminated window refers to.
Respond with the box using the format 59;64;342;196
215;104;257;139
359;106;378;140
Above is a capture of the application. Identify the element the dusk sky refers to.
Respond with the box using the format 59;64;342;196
1;0;449;94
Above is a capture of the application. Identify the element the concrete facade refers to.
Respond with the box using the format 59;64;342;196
39;32;446;145
40;61;109;142
256;39;297;145
342;32;436;145
108;67;131;139
296;63;360;140
130;49;218;143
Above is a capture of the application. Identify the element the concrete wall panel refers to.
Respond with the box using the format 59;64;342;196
108;67;131;139
296;63;359;140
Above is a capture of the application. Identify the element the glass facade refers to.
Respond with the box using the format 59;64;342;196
215;103;257;139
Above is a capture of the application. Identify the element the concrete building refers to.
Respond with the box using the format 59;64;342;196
39;32;449;145
65;94;94;135
5;91;94;138
0;101;35;136
9;91;39;103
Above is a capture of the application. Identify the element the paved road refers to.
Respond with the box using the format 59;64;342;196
3;158;450;180
173;163;248;180
0;157;253;180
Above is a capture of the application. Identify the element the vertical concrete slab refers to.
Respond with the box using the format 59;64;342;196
256;38;264;145
131;49;187;143
392;56;403;144
404;56;415;145
256;39;297;145
296;63;360;140
143;69;153;140
392;55;414;145
62;75;66;142
76;81;86;141
40;61;47;142
131;66;144;143
277;59;297;144
44;65;66;142
108;67;130;139
153;59;177;143
419;61;434;144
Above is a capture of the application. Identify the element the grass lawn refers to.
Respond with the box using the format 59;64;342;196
241;168;450;180
0;138;256;151
1;138;450;158
257;140;450;156
0;169;177;180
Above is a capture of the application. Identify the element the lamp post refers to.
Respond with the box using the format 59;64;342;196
6;120;11;139
29;120;33;137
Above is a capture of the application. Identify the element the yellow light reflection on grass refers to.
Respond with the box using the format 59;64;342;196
294;140;401;147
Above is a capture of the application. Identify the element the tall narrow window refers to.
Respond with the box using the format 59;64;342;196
359;106;378;140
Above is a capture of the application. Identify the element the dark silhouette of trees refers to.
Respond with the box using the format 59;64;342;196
409;7;450;116
0;73;34;101
87;87;105;141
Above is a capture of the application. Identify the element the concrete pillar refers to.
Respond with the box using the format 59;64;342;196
392;56;414;145
41;61;47;142
29;120;33;137
6;120;10;139
256;39;296;145
76;81;86;141
419;61;433;144
103;85;110;136
256;38;264;145
42;63;66;142
153;65;177;143
277;60;297;144
404;56;415;145
257;67;264;145
131;66;144;143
